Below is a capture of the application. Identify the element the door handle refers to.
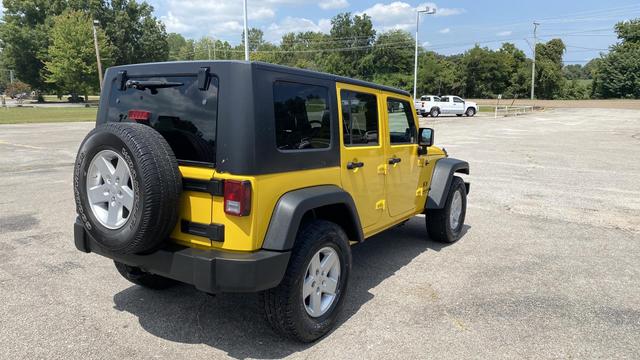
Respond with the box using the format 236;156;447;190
347;161;364;170
388;157;402;165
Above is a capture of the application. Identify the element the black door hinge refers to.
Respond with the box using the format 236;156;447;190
183;178;224;196
181;220;224;242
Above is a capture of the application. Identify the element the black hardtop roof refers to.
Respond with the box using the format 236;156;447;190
107;60;411;97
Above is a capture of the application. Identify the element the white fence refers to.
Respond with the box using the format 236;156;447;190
494;105;534;118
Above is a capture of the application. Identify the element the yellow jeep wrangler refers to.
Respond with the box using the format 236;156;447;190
73;61;469;342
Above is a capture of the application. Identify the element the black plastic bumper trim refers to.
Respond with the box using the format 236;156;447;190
183;178;224;196
181;220;224;242
74;218;290;293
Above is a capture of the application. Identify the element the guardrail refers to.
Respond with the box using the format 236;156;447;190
494;105;534;118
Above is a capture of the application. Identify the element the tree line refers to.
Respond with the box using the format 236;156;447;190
0;1;638;100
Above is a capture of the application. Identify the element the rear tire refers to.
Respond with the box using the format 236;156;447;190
259;220;351;343
430;108;440;117
114;261;177;289
426;176;467;243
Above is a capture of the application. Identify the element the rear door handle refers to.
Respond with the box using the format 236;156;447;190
347;161;364;169
388;157;401;165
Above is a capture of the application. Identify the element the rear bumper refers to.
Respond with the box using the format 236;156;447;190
74;218;290;294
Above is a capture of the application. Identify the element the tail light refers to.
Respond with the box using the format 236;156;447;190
128;110;151;122
422;102;425;106
224;180;251;216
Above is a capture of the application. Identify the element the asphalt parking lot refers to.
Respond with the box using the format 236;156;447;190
1;108;639;359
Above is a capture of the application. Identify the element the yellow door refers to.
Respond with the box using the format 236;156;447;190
337;84;386;231
383;96;421;218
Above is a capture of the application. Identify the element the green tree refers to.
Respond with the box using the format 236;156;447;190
582;58;599;79
97;0;168;65
534;39;566;99
416;51;464;96
561;79;590;99
0;0;51;90
275;31;329;70
614;19;640;43
167;33;188;61
0;0;167;92
324;12;376;78
193;37;214;60
44;10;113;101
369;30;413;75
241;28;266;53
498;43;530;98
592;19;640;98
563;64;585;80
178;39;195;60
461;45;510;97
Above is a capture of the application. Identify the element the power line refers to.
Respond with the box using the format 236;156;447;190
448;3;640;32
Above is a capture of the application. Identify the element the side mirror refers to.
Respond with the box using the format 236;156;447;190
419;127;434;147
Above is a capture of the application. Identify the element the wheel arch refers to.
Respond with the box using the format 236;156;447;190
262;185;364;251
426;158;470;210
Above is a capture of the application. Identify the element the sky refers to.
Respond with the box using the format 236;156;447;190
2;0;640;63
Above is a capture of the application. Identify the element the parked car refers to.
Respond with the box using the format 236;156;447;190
414;95;440;116
415;95;477;117
73;61;470;342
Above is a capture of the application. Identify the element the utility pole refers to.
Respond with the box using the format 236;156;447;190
9;70;15;84
530;22;539;100
92;20;103;90
413;7;436;101
243;0;249;61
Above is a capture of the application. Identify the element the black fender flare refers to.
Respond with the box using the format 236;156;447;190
426;158;469;209
262;185;364;251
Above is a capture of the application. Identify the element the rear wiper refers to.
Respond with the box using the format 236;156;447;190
125;80;183;94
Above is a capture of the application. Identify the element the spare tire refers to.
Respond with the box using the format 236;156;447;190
74;122;182;254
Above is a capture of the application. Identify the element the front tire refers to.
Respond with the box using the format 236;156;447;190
426;176;467;243
260;220;351;343
465;107;476;117
114;261;177;289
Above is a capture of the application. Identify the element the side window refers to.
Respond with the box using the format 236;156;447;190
440;96;449;102
387;99;416;144
454;97;464;103
433;96;441;102
340;90;379;146
274;81;331;150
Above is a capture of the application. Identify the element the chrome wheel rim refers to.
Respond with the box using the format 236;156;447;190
449;190;463;230
303;246;341;318
86;150;135;230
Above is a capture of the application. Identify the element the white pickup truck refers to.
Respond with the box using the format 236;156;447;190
415;95;478;117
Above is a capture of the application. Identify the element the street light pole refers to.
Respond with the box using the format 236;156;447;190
243;0;249;61
413;7;435;100
92;20;103;90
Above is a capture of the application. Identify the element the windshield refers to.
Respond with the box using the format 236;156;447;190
107;75;219;165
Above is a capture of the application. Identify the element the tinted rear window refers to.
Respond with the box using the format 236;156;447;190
107;75;219;164
273;81;331;151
